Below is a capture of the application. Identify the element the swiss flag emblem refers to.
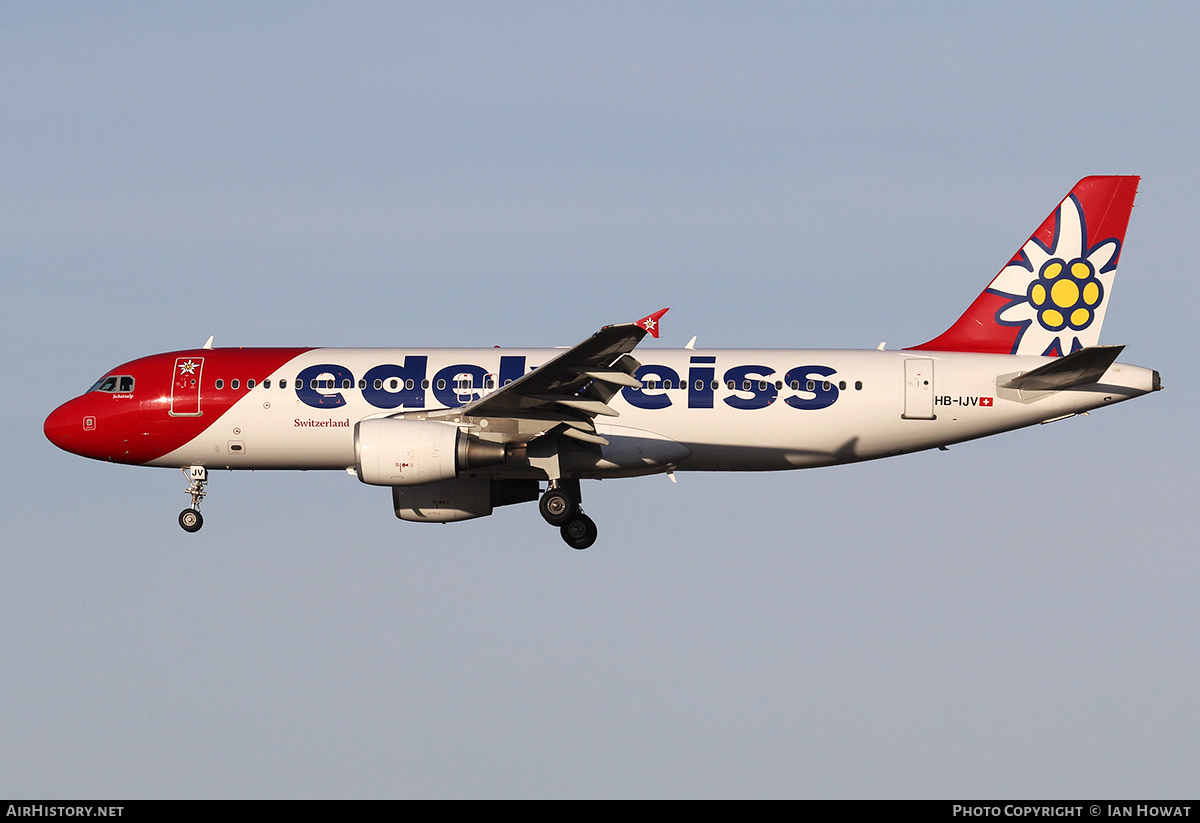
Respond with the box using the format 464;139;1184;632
980;397;994;407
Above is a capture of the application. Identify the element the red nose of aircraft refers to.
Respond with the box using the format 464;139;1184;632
45;398;78;454
44;396;101;459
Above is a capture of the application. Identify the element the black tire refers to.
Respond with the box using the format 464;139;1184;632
560;514;597;550
539;488;576;526
179;508;203;533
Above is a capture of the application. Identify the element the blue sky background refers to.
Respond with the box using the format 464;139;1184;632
2;1;1196;798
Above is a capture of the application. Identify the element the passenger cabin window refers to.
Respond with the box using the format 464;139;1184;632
215;379;224;389
231;379;240;390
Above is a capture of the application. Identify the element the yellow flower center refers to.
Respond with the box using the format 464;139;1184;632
1028;257;1103;332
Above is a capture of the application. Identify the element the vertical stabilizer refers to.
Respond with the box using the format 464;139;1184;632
910;176;1139;356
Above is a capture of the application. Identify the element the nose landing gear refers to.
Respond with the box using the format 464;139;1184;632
179;466;207;533
178;508;203;533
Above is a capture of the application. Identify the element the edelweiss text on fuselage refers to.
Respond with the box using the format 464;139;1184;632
292;355;841;412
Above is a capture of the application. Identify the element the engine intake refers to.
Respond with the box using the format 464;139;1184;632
354;418;506;486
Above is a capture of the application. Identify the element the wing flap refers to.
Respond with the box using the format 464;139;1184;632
571;368;644;388
561;427;610;446
543;397;620;417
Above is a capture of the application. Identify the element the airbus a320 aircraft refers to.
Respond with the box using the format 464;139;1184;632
45;176;1159;549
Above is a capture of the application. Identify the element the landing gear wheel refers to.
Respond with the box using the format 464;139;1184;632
560;513;597;550
179;508;204;533
539;487;576;526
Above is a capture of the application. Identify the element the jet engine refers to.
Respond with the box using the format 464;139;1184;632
354;418;506;486
392;477;539;522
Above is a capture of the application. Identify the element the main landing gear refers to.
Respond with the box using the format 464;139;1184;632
179;466;207;533
539;479;597;550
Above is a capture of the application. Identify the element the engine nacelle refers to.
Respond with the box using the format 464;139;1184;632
392;477;538;522
354;418;506;486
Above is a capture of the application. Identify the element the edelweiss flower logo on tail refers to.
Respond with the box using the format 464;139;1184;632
989;194;1120;356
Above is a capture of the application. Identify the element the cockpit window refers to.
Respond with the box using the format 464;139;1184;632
89;375;135;393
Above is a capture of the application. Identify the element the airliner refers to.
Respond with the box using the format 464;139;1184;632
44;176;1159;549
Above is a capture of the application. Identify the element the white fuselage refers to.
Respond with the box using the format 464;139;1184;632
151;347;1158;475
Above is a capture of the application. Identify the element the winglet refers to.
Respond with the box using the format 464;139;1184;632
635;308;669;339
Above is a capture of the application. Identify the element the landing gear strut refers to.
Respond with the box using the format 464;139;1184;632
179;466;207;533
540;479;598;549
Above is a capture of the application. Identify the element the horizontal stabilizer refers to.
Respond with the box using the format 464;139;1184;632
1000;345;1125;391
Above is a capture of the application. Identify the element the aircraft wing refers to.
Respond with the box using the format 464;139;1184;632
442;310;668;445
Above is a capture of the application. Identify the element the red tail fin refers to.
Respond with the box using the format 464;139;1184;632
909;176;1139;356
